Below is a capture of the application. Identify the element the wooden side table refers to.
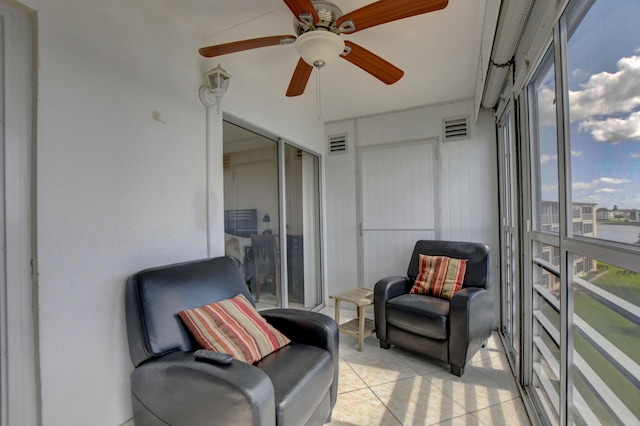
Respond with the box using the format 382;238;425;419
330;287;375;351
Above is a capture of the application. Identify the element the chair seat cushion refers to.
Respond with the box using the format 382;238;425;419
255;343;333;426
386;294;450;340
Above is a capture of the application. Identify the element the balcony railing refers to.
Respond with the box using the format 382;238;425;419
532;276;640;425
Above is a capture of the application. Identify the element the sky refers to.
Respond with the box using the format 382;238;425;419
538;0;640;210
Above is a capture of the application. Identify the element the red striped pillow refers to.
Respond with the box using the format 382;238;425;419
179;294;290;364
410;254;467;300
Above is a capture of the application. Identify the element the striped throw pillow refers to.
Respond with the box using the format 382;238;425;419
410;254;467;300
179;293;291;364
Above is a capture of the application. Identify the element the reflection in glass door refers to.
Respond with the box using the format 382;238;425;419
222;120;323;311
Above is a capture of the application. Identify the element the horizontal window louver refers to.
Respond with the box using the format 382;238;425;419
328;134;347;155
223;153;231;170
443;116;470;142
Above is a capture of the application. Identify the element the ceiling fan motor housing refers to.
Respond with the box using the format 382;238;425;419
294;0;344;34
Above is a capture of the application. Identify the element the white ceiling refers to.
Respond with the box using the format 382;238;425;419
150;0;492;122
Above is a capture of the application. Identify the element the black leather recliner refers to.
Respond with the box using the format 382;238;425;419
125;256;339;426
374;240;492;377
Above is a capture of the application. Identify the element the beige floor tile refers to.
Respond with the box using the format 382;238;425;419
472;397;531;426
484;332;506;354
468;345;504;366
320;307;531;426
471;353;520;394
435;413;484;425
387;346;450;375
371;375;468;426
343;349;419;388
423;366;519;413
339;333;383;356
338;358;368;394
328;388;402;426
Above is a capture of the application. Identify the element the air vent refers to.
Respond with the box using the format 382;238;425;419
328;134;347;155
443;116;470;142
223;153;231;170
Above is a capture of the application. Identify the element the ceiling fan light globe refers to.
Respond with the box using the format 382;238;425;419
295;31;345;68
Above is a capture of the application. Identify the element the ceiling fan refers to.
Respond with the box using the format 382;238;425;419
199;0;449;97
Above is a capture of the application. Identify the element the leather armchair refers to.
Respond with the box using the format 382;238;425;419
374;240;492;377
125;256;339;426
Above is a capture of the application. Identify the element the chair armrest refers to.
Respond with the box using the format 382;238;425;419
449;287;494;369
374;276;411;344
131;351;275;426
261;309;338;354
260;309;339;409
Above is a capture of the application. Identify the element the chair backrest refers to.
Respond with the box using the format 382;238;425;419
407;240;490;289
125;256;254;367
251;235;279;279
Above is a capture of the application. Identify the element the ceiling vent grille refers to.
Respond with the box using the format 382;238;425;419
223;153;231;170
443;116;470;142
328;134;347;155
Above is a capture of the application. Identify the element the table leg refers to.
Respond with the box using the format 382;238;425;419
358;305;365;351
334;299;341;327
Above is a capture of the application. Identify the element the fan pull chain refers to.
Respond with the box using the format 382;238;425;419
316;66;322;121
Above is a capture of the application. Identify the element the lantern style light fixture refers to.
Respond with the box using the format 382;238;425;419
199;64;232;113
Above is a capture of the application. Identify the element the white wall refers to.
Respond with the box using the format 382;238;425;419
29;0;323;425
324;100;500;321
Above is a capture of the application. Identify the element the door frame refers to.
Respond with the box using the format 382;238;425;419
0;3;38;426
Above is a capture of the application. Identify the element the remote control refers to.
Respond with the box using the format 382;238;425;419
194;349;234;365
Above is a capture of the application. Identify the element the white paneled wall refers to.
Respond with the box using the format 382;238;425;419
324;121;358;299
324;100;500;324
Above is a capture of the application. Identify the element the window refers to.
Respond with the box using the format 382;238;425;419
567;0;640;247
517;1;640;425
572;206;581;219
530;49;560;234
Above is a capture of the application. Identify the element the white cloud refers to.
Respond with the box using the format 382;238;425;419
572;177;629;191
569;55;640;121
579;111;640;142
537;85;557;127
631;152;640;158
533;55;640;141
540;154;557;164
599;177;629;184
572;150;582;157
596;188;618;193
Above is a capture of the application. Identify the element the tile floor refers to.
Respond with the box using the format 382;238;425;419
320;307;532;426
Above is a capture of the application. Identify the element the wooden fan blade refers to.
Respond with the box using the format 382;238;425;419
283;0;319;23
336;0;448;34
199;35;296;58
341;41;404;84
286;58;313;97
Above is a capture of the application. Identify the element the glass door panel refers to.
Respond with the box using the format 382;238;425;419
498;103;520;371
284;144;322;310
223;121;281;309
527;46;563;422
223;121;324;311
